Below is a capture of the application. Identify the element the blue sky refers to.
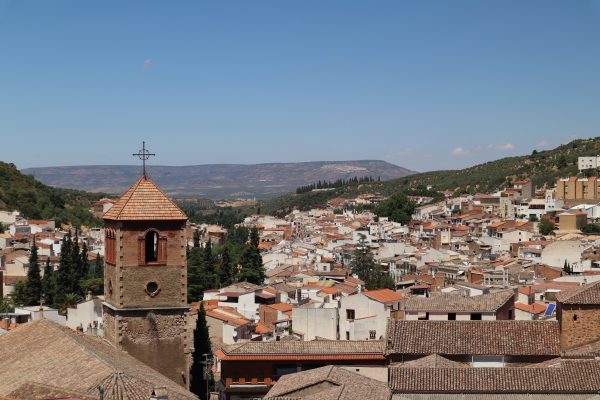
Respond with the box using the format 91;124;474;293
1;1;599;172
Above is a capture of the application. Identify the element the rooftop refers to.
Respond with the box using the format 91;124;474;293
402;290;514;313
389;360;600;394
0;319;195;400
386;320;560;356
217;340;386;361
265;365;391;400
556;280;600;305
364;289;403;303
103;176;187;221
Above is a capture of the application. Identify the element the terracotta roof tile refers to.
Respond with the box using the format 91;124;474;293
389;360;600;393
386;320;560;356
556;280;600;305
0;319;195;400
403;290;514;313
103;176;187;221
364;289;403;303
265;366;391;400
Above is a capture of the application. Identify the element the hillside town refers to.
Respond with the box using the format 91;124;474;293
2;156;600;399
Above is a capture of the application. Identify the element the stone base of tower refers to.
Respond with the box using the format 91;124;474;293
103;305;189;387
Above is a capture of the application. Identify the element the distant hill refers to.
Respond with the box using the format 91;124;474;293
0;162;103;226
22;160;415;199
260;138;600;214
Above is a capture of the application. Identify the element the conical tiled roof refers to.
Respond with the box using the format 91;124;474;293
103;176;187;221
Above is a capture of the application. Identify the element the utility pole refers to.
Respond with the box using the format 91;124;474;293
203;353;212;400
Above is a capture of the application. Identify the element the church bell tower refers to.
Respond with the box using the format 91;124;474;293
103;145;189;386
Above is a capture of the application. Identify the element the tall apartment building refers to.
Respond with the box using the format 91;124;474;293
556;176;600;201
578;156;600;171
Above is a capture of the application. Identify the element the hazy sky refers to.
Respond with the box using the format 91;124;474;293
1;1;599;172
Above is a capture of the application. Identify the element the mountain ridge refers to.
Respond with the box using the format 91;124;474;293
23;160;415;199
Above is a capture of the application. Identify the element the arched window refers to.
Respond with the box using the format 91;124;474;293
138;229;167;265
145;231;159;263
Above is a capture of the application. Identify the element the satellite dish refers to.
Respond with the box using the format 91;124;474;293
232;330;238;338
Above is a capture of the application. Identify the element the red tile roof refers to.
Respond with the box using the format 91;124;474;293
386;320;560;356
103;176;187;221
514;301;547;315
364;289;403;303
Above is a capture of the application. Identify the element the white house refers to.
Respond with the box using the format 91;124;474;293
292;303;339;340
66;295;104;335
339;289;402;341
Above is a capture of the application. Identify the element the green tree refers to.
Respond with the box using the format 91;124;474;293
563;260;572;275
581;223;600;234
42;257;56;306
375;193;416;224
188;247;206;302
59;292;81;315
238;245;264;285
218;246;235;287
25;238;43;306
350;240;394;290
0;297;14;313
250;227;260;248
193;230;201;248
539;218;556;235
11;281;27;306
55;233;75;306
190;303;213;400
0;222;4;233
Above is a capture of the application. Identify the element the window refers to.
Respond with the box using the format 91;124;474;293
471;313;482;320
573;314;578;321
508;309;514;320
369;330;376;339
448;313;456;320
145;281;160;297
346;309;355;320
139;229;167;265
105;229;116;264
145;231;159;262
346;331;350;340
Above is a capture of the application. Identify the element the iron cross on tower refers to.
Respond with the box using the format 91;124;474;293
132;141;156;177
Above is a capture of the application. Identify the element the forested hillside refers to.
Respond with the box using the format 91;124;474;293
260;138;599;214
0;162;104;226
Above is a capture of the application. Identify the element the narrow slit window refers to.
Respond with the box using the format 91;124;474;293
145;231;159;263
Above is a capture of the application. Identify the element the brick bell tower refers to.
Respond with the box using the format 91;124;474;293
102;157;189;386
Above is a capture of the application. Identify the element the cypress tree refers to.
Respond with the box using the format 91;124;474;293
202;239;217;289
218;246;235;287
190;303;213;400
55;233;73;305
42;257;55;306
250;227;260;248
193;230;200;248
25;238;43;306
80;242;90;281
238;245;265;285
71;233;82;294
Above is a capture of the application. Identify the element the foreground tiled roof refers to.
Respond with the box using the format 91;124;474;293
403;290;514;313
103;176;187;221
218;340;386;360
556;281;600;305
395;354;468;368
389;360;600;394
264;365;391;400
392;395;600;400
386;320;560;356
0;319;197;400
